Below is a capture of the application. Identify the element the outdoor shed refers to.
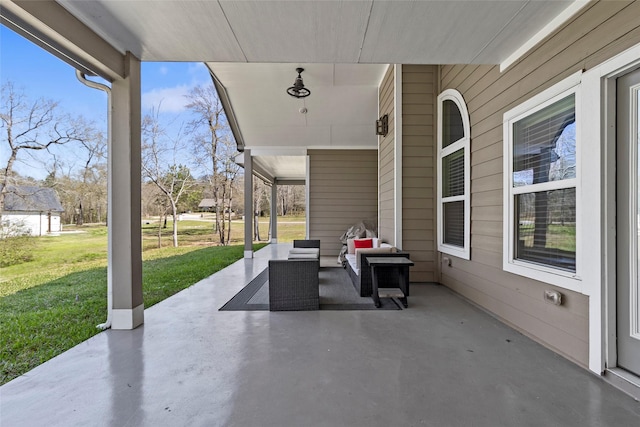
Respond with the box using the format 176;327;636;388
197;199;216;211
1;185;64;236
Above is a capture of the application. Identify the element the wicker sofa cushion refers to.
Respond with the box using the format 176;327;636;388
345;253;358;274
289;248;320;258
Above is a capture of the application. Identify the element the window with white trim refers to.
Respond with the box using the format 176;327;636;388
503;73;581;289
437;89;470;260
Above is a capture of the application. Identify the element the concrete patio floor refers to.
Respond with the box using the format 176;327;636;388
1;244;639;426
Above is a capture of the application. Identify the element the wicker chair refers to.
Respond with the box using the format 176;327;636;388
268;259;320;311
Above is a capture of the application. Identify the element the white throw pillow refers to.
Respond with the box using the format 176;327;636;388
347;238;355;254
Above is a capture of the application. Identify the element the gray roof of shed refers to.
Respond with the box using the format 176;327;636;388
198;199;216;208
2;185;64;212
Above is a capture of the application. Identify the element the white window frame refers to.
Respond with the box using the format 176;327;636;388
437;89;471;260
502;71;582;291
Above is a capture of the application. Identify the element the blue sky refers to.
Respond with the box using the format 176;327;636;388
0;25;211;179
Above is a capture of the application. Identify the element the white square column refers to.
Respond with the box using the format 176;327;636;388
109;52;143;329
244;149;253;258
270;182;278;243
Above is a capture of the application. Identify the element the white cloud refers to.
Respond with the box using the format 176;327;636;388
142;85;190;113
141;63;211;113
188;62;207;76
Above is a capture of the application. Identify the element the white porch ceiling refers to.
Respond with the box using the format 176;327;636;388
57;0;575;64
209;62;385;149
53;0;579;180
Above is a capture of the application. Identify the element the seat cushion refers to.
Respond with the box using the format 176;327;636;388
288;250;319;259
354;247;393;269
345;254;359;275
289;248;320;255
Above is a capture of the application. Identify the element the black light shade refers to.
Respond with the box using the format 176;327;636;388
376;114;388;136
287;68;311;98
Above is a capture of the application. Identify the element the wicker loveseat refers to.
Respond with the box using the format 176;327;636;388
344;238;410;297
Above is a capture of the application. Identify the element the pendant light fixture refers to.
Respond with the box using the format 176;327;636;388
287;68;311;98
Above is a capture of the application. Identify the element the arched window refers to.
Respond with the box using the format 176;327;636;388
437;89;470;260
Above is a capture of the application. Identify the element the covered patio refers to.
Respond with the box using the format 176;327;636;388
3;0;640;421
2;243;639;426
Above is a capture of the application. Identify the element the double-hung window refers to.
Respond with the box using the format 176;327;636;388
437;89;470;260
503;73;581;289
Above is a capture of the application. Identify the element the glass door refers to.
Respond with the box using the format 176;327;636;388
617;68;640;376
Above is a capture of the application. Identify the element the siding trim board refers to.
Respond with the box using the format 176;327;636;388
305;155;310;240
499;0;592;72
394;64;403;249
378;65;395;246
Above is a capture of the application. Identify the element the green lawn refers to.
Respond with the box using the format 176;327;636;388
1;216;305;297
0;216;306;385
0;227;109;297
140;215;305;248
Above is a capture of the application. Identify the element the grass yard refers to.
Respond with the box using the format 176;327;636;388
0;227;109;297
141;214;305;249
0;215;304;385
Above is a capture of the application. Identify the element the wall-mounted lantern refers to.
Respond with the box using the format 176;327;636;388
376;114;388;136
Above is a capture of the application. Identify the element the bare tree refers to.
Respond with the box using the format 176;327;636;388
0;82;86;221
253;179;269;241
48;121;107;226
278;185;305;216
141;109;193;247
186;84;240;245
154;193;169;249
75;124;107;225
219;146;241;244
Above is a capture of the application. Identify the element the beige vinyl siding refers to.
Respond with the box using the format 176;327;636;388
378;65;395;244
402;65;437;282
308;150;378;256
438;1;640;368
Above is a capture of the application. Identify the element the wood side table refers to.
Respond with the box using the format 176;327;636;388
366;256;414;308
